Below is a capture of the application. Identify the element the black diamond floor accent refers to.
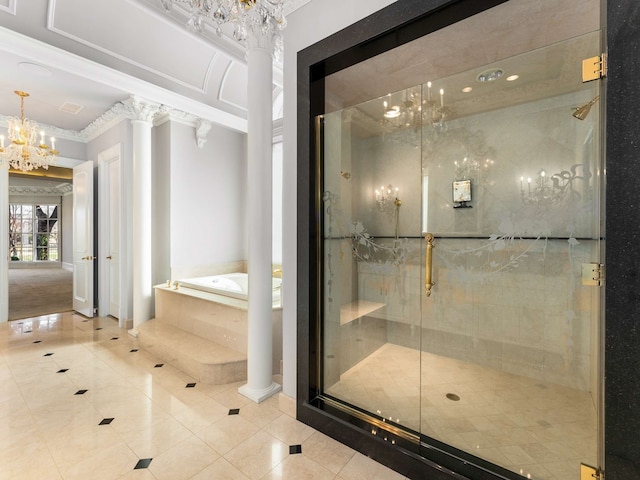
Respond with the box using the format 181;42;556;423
75;390;88;395
95;327;103;331
57;369;69;373
110;337;119;340
228;408;240;415
24;330;32;333
130;349;138;352
154;364;164;368
99;418;114;425
82;319;90;322
134;458;152;469
33;340;42;344
289;444;302;455
186;383;196;388
43;353;54;357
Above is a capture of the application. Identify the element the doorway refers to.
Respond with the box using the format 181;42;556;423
7;172;74;321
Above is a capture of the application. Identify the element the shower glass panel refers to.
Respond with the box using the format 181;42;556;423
320;30;602;480
420;32;602;480
322;84;424;432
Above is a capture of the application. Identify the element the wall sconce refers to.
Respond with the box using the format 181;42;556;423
375;184;401;212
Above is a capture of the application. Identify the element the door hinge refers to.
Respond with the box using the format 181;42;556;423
582;263;605;287
581;463;604;480
582;53;607;82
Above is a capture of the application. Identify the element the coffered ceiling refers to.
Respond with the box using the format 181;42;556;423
0;0;305;147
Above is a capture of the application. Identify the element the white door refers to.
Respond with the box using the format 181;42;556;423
107;155;121;318
73;161;94;317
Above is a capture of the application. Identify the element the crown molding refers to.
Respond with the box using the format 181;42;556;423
9;184;72;196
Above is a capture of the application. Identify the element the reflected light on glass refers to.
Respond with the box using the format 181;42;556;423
462;86;473;93
506;74;519;81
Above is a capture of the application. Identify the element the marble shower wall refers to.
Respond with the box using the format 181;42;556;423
324;88;602;391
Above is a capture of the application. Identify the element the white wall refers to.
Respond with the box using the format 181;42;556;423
153;121;172;288
169;121;246;279
281;0;397;398
87;119;133;322
61;192;73;267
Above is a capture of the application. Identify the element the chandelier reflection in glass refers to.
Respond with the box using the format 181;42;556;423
0;91;58;172
520;169;563;206
423;82;452;132
159;0;287;55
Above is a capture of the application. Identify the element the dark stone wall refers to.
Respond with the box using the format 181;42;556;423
605;1;640;479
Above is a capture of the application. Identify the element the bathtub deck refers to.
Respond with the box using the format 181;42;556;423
138;320;247;385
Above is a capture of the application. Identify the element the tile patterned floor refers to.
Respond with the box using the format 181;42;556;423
327;343;598;480
0;312;408;480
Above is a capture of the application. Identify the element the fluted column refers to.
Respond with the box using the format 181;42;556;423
0;164;8;323
238;32;281;403
127;97;160;331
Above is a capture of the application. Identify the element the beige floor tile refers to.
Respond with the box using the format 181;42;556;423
224;430;289;480
338;452;406;480
262;453;336;480
59;441;139;480
148;435;219;480
191;457;250;480
123;416;195;458
264;413;316;445
196;414;261;455
301;432;355;475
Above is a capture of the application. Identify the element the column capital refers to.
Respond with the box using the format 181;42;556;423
122;96;162;124
245;27;276;55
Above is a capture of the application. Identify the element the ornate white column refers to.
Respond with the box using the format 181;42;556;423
126;97;160;332
0;164;8;323
238;32;282;403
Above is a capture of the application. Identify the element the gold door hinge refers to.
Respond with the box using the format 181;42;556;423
582;53;607;82
582;263;605;286
581;463;604;480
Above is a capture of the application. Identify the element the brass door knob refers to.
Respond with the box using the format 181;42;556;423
106;256;112;260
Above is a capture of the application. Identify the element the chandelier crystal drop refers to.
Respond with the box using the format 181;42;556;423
0;91;58;172
159;0;287;57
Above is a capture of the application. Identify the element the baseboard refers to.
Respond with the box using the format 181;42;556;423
62;262;73;271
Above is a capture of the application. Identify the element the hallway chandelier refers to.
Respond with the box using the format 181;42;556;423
0;91;58;172
159;0;287;55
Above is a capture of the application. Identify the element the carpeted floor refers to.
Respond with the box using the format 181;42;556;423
8;267;73;321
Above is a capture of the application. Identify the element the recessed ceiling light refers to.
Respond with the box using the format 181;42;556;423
384;105;401;118
462;87;473;93
476;68;504;83
506;74;520;81
18;62;52;77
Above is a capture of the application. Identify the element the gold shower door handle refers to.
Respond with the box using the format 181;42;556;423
425;233;435;296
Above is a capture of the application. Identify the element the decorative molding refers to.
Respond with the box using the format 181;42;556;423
0;26;248;133
80;102;131;141
120;96;160;123
195;119;212;148
219;61;248;112
47;0;212;94
9;184;72;196
0;0;16;15
283;0;311;16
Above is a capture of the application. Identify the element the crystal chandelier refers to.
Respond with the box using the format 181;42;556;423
159;0;287;56
0;91;58;172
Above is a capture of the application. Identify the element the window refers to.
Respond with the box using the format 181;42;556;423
9;203;60;262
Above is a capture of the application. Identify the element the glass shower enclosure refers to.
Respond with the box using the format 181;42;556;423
317;29;603;480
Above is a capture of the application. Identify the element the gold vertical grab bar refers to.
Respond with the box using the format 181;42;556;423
425;233;435;296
